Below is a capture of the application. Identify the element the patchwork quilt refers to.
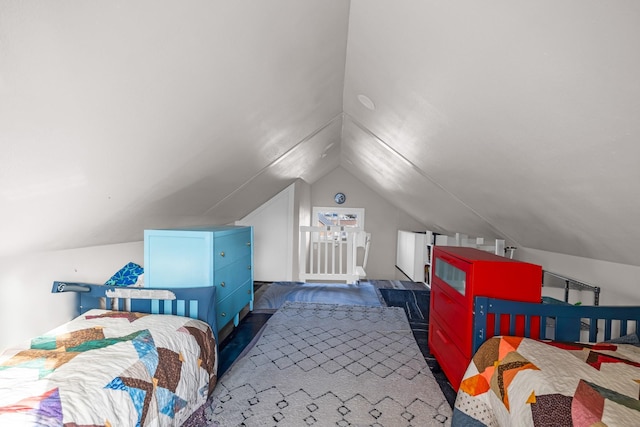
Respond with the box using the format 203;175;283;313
0;309;217;427
453;336;640;426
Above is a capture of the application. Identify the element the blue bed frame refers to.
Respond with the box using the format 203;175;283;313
472;296;640;354
52;281;218;341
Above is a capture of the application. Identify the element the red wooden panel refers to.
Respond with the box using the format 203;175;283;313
429;314;468;391
428;246;543;390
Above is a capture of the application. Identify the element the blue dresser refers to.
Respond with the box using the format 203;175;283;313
144;226;253;333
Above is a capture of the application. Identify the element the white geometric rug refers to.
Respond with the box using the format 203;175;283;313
204;302;452;426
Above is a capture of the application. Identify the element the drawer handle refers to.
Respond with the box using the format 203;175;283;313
247;290;251;294
220;282;226;287
247;265;251;270
436;329;450;344
221;312;226;317
220;251;225;257
246;242;251;246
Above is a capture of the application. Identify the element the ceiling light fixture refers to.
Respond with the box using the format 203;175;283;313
357;94;375;111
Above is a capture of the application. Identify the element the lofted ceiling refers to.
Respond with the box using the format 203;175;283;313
1;1;640;266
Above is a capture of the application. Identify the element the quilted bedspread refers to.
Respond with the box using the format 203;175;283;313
0;309;217;427
453;336;640;426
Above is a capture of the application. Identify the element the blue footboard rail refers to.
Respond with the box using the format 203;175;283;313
472;296;640;354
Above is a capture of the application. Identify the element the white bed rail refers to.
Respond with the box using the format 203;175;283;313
299;226;369;284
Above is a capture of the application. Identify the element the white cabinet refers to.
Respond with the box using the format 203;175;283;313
397;230;505;284
396;230;433;283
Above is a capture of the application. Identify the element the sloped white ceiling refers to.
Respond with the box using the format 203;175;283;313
1;1;640;266
342;0;640;266
0;0;348;256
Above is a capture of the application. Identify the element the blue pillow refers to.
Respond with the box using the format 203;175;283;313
105;262;144;286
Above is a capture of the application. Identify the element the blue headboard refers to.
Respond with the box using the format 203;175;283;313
52;281;217;342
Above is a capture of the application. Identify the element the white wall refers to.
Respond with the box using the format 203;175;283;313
516;247;640;306
292;179;311;281
310;166;426;280
236;179;311;282
0;242;143;350
237;184;295;282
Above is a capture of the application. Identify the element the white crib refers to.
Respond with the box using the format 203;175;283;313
299;226;370;284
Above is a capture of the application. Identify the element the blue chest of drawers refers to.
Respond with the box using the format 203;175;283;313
144;226;253;333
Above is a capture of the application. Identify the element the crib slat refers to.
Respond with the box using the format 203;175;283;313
539;315;547;339
338;232;342;274
604;318;612;341
524;315;531;337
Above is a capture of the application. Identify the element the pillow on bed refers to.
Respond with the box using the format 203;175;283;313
105;262;144;286
604;332;640;346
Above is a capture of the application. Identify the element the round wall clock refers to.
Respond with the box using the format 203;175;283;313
334;192;346;204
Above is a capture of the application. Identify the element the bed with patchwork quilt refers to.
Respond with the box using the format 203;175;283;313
453;336;640;425
0;308;217;426
451;296;640;426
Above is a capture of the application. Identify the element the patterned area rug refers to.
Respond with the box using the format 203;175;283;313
253;281;383;310
378;289;457;408
202;302;452;426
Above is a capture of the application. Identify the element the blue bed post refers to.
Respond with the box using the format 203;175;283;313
472;296;489;354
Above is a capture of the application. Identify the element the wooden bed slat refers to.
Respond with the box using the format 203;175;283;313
588;320;598;342
604;318;613;341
